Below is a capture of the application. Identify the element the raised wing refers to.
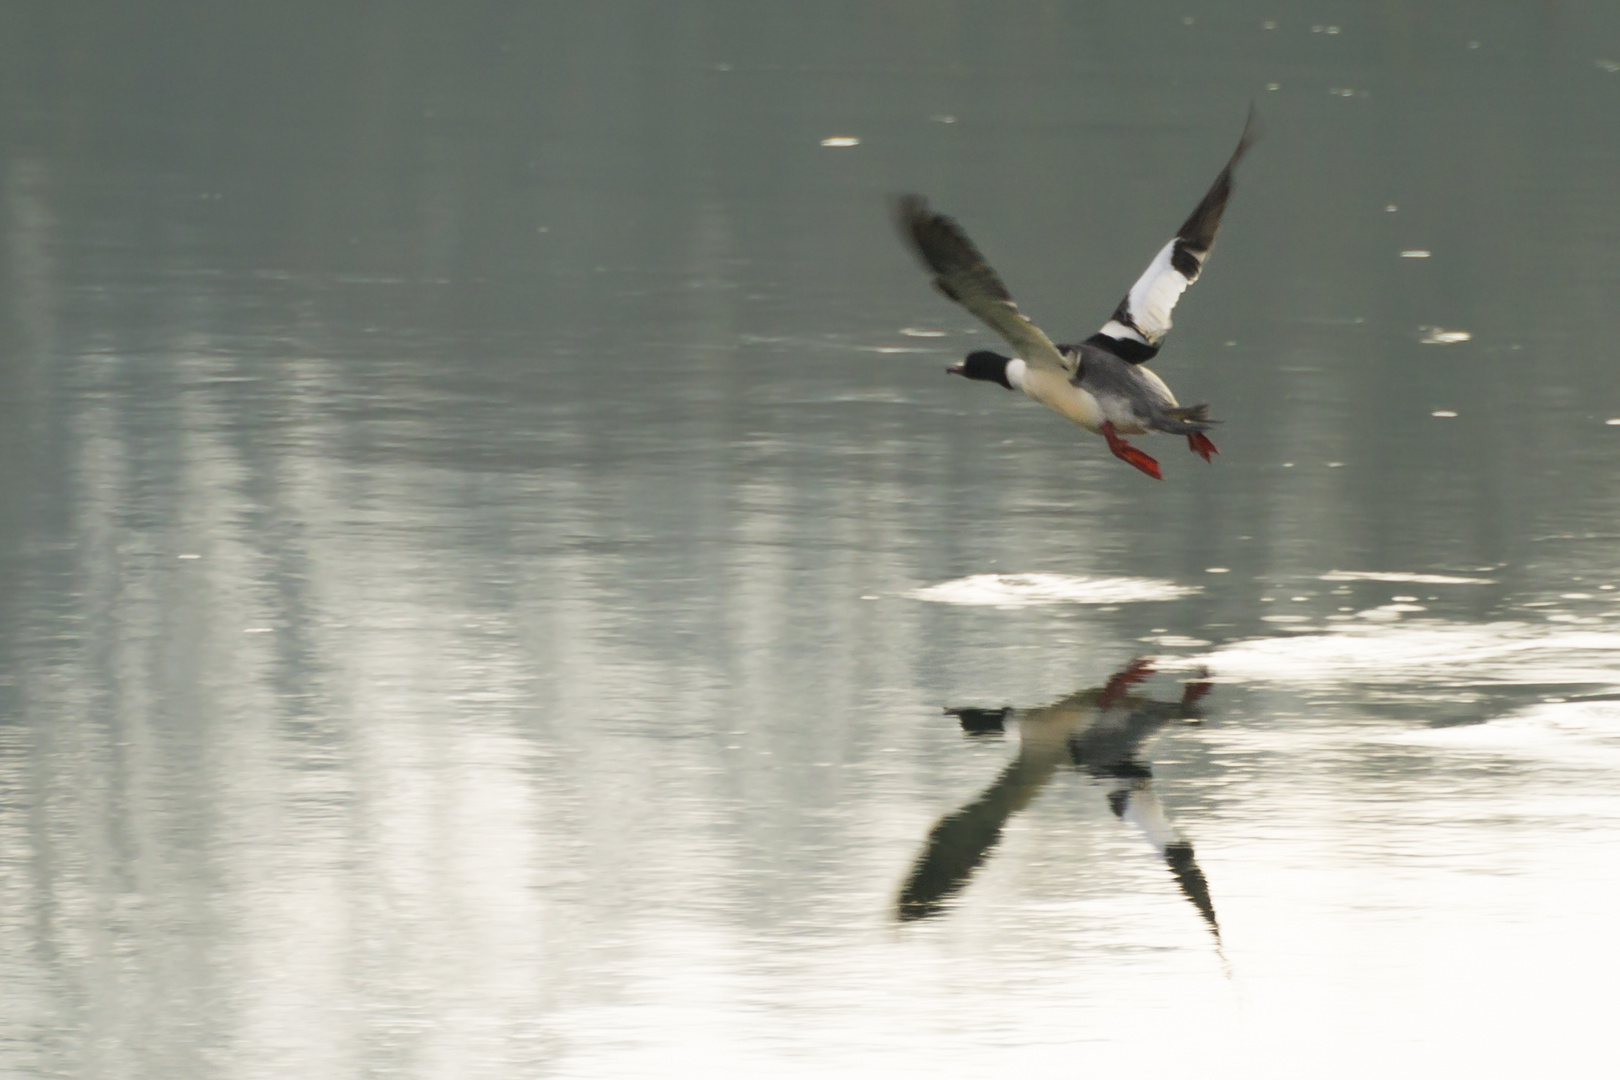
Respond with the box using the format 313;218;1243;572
1087;108;1260;364
896;195;1070;373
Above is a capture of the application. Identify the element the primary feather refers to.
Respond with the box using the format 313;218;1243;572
1087;106;1260;363
894;195;1070;374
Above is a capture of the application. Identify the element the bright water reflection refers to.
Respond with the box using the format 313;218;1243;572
5;1;1620;1078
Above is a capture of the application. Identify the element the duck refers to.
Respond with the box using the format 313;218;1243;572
896;110;1258;480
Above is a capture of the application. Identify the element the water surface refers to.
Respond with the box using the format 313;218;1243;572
4;2;1620;1077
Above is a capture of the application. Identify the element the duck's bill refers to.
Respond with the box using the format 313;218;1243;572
945;362;966;375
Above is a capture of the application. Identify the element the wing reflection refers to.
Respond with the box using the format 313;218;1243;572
897;660;1218;937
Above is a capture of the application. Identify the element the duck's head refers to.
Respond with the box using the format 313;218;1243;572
946;349;1014;390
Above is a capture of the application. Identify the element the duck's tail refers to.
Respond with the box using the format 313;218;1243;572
1151;402;1218;435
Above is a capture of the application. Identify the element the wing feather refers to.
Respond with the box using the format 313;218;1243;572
895;195;1069;373
1088;108;1260;364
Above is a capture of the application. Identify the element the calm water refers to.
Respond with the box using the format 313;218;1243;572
4;2;1620;1077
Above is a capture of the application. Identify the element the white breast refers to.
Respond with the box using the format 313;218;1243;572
1006;359;1177;437
1008;363;1113;434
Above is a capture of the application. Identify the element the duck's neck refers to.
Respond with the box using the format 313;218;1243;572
1005;357;1028;392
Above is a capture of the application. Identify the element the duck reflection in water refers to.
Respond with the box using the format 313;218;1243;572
897;659;1218;937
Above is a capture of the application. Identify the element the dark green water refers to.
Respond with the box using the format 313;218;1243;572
4;3;1620;1076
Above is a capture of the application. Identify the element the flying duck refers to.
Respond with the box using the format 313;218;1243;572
896;110;1258;479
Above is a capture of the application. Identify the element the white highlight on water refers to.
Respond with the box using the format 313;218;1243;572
1167;620;1620;688
907;573;1199;608
1420;328;1471;344
1320;570;1495;585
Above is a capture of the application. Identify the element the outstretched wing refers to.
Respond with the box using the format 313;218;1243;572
895;195;1069;373
1087;108;1260;365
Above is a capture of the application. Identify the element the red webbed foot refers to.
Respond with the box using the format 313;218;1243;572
1102;422;1163;480
1187;432;1219;463
1099;658;1155;709
1178;666;1212;717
